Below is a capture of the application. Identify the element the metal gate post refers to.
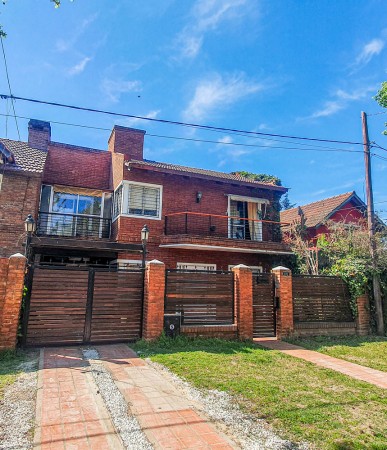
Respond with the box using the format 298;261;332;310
83;268;95;343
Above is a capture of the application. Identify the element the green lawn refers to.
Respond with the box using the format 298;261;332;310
133;337;387;450
287;336;387;372
0;350;29;400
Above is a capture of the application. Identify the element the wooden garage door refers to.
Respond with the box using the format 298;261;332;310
89;270;143;342
25;266;143;346
26;267;89;346
253;273;276;337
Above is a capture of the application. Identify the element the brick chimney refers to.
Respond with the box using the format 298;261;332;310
28;119;51;151
108;125;146;161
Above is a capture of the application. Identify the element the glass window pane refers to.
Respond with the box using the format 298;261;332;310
127;184;160;217
52;192;77;214
40;185;52;213
77;196;101;216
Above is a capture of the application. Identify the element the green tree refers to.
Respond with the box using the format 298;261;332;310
230;171;282;186
374;82;387;135
280;192;295;210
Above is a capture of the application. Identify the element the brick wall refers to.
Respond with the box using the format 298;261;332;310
28;120;51;151
356;294;370;336
108;126;145;161
142;260;165;340
0;254;27;350
0;170;42;257
43;143;112;190
233;265;253;340
272;267;294;338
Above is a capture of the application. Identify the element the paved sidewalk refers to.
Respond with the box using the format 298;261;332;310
34;345;237;450
254;339;387;389
34;347;123;450
96;344;237;449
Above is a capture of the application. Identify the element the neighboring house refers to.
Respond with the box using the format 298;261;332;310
1;120;292;271
280;191;367;240
0;120;48;257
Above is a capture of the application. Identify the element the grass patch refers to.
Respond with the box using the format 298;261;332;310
0;349;28;399
286;336;387;372
133;336;387;450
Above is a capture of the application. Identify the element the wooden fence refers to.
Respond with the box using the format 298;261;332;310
292;275;353;323
165;269;234;325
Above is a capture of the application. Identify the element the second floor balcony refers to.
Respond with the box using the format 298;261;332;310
36;212;111;239
164;212;286;243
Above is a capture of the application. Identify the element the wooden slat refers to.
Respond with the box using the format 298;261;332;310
165;271;234;325
292;275;353;323
253;274;275;337
90;271;143;342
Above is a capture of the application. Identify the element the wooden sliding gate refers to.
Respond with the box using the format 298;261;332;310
24;265;143;346
253;273;276;337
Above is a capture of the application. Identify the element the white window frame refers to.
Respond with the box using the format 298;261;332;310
177;262;217;271
115;259;144;269
227;195;269;241
228;265;263;273
115;180;163;221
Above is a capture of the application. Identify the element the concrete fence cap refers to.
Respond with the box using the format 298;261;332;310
232;264;251;270
272;266;291;271
9;253;27;260
147;259;164;265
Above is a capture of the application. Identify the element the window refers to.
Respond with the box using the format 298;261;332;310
177;262;217;271
228;265;263;273
114;181;162;220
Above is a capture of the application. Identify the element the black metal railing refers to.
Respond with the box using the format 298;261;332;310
165;212;284;243
37;212;111;239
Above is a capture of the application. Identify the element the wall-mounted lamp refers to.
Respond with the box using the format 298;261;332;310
24;214;36;261
141;224;149;268
196;191;202;203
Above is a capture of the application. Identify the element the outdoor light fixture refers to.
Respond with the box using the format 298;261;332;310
141;224;149;268
24;214;36;234
196;191;202;203
24;214;36;260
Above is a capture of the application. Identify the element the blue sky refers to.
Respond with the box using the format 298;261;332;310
1;0;386;219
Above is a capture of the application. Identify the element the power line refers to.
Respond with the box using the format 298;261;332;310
0;39;20;140
0;112;369;155
0;93;367;146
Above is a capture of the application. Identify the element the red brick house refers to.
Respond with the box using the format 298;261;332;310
0;121;48;257
1;120;291;271
280;191;367;240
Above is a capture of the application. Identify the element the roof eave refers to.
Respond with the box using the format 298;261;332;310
127;162;288;192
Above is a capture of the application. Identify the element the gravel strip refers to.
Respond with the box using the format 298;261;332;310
0;355;38;450
147;359;310;450
82;348;153;450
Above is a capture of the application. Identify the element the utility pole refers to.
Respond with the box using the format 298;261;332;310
361;111;384;335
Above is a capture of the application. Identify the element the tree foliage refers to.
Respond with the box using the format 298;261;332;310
231;171;282;186
285;219;387;323
280;192;296;210
374;82;387;135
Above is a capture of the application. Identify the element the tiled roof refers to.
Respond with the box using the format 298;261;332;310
0;138;47;173
280;192;362;228
128;159;287;191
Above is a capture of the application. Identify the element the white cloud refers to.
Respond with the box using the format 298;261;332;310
123;110;161;128
68;56;92;76
303;85;376;120
217;135;233;144
100;79;142;103
183;73;266;121
355;38;385;67
174;0;257;61
56;13;98;52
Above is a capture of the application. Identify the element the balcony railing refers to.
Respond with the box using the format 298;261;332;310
165;212;287;243
37;212;111;239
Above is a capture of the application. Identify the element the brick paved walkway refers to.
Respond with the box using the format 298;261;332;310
254;338;387;389
34;345;237;450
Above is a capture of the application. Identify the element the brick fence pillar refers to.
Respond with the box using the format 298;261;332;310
356;294;370;336
0;253;27;351
272;266;294;339
142;260;165;340
232;264;253;340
